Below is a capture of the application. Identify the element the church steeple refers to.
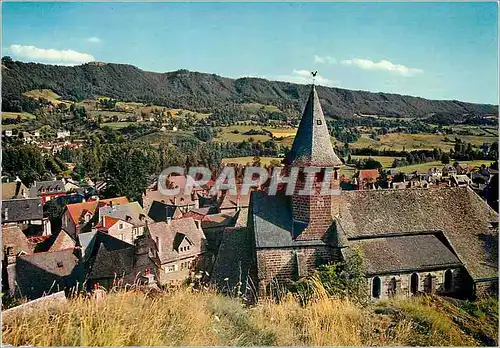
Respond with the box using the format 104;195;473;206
283;84;342;167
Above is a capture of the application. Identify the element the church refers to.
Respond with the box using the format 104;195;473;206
213;84;498;301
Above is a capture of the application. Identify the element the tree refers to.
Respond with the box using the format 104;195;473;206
441;152;450;164
101;144;159;201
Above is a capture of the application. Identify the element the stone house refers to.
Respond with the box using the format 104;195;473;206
2;179;29;200
81;231;161;290
215;84;498;300
98;202;152;243
148;217;208;286
29;180;66;204
5;247;80;300
2;198;51;236
61;197;129;239
95;216;136;244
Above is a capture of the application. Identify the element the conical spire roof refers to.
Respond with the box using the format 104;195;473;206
283;85;342;167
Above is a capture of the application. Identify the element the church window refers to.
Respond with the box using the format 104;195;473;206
388;277;397;297
410;273;419;295
372;277;381;298
444;269;453;291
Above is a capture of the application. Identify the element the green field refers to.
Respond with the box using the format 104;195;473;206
241;103;281;114
216;125;297;143
346;133;497;152
396;160;494;174
23;89;66;105
2;112;35;120
222;156;281;166
351;156;398;168
100;122;136;129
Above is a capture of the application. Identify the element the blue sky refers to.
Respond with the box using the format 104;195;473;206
3;2;498;104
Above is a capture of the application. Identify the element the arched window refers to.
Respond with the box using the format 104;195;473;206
388;277;397;297
424;273;435;294
372;276;381;298
410;273;419;295
444;269;453;291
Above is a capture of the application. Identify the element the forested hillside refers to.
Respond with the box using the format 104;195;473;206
2;58;497;119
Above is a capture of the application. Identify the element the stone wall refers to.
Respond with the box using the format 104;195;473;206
256;246;341;295
367;267;464;301
475;279;498;298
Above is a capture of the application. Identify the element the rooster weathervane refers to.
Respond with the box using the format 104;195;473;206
311;71;318;85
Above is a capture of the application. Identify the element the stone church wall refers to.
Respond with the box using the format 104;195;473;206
256;246;341;295
368;267;464;301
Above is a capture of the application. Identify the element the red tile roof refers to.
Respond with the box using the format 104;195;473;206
359;169;380;182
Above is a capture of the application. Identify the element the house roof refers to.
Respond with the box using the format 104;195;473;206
83;231;135;279
2;181;29;200
65;201;99;224
16;248;79;279
147;200;182;222
201;211;239;229
29;180;65;197
95;216;121;231
211;227;254;291
2;198;43;222
49;230;76;252
359;169;380;182
250;191;334;248
218;186;251;210
87;243;134;279
148;217;207;264
99;202;151;227
346;233;462;276
282;85;342;167
97;196;129;206
337;187;498;280
2;225;32;256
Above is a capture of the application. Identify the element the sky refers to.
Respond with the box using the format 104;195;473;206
2;2;498;104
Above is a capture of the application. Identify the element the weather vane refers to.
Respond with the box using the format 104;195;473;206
311;71;318;85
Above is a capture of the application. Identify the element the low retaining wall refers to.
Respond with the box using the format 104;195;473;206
2;291;67;322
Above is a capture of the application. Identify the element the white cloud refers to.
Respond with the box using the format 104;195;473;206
314;55;337;64
86;37;102;43
8;44;94;65
275;69;337;87
341;58;423;76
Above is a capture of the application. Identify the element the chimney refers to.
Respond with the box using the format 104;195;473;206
102;218;105;228
174;196;177;205
167;217;172;225
4;207;8;221
236;197;240;208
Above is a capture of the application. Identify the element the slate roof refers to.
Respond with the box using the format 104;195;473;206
345;233;462;276
283;85;342;167
250;191;334;248
83;231;135;279
147;200;181;222
338;187;498;280
15;248;79;300
49;230;76;252
99;202;151;227
87;243;134;279
148;218;207;264
2;198;43;222
2;225;32;256
29;180;65;197
211;227;255;293
2;181;29;200
201;211;239;229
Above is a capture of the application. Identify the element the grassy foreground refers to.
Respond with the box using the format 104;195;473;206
2;285;497;346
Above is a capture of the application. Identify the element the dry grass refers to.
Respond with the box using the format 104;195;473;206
3;282;494;347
